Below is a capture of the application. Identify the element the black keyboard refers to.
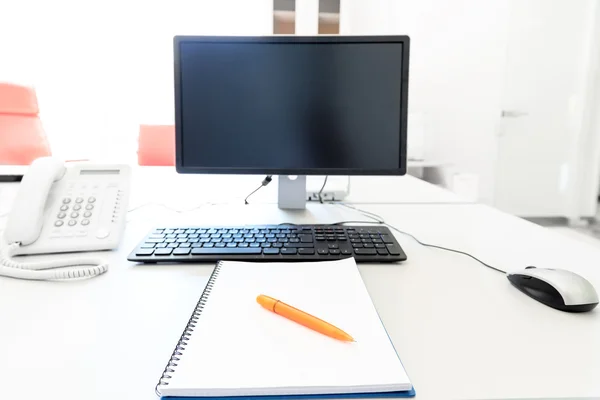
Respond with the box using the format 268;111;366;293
128;225;407;263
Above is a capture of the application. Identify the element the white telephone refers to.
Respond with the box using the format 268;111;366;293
0;157;131;280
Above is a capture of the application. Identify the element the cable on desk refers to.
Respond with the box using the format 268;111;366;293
244;175;273;205
318;176;329;203
335;203;506;274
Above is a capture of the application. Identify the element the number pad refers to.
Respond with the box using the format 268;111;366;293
56;194;95;228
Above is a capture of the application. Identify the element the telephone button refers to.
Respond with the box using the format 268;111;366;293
81;219;90;226
68;220;77;226
88;197;96;203
57;212;66;219
75;197;84;203
73;204;82;211
70;212;79;218
84;211;92;218
62;198;71;204
96;229;110;239
55;220;64;227
85;204;94;210
60;205;69;211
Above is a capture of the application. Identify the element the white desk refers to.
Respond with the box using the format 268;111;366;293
0;178;599;400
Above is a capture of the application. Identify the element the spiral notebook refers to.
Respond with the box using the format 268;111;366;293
156;258;415;399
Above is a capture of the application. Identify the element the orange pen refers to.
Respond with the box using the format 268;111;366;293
256;294;354;342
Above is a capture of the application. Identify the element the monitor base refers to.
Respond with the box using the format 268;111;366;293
278;175;306;210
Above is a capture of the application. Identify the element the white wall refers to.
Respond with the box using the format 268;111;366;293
341;0;600;212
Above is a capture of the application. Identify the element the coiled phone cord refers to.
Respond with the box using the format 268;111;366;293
0;241;108;280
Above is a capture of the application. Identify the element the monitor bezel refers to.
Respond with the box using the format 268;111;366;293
174;35;410;176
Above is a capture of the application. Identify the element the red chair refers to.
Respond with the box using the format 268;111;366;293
137;124;175;166
0;83;51;165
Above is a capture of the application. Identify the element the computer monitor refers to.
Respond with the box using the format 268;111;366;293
174;35;410;208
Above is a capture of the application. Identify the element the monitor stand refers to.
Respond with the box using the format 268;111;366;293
278;175;307;210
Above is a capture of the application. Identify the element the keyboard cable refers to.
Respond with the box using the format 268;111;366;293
335;203;506;274
244;175;273;205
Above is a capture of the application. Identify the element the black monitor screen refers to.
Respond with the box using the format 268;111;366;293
176;37;409;175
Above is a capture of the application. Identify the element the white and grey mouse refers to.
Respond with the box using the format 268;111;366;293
507;267;599;312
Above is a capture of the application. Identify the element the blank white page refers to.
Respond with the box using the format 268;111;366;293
161;258;411;397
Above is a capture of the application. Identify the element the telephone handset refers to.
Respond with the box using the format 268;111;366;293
0;157;131;280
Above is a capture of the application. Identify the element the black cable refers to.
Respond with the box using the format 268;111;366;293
244;175;272;205
318;176;329;203
335;203;506;274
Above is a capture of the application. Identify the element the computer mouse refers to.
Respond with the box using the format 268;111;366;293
507;267;599;312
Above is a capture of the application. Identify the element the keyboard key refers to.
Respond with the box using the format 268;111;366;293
238;243;249;247
329;249;341;255
354;248;377;256
350;238;361;243
276;233;286;238
179;243;191;248
176;238;188;243
381;235;394;244
283;243;314;248
165;239;176;243
277;238;289;243
175;229;185;234
167;243;179;248
191;248;262;255
261;243;271;248
372;238;383;244
223;238;233;243
315;236;326;241
326;236;336;241
328;244;339;249
337;236;347;241
268;238;278;243
173;248;191;255
377;249;389;256
352;243;363;248
375;243;386;248
341;248;353;255
386;245;402;256
185;229;196;234
136;248;154;256
226;243;237;248
245;238;256;243
298;248;315;255
141;243;156;248
177;234;188;238
263;248;279;255
299;235;313;243
192;243;203;248
250;243;261;248
317;248;328;255
289;238;300;243
154;248;173;256
189;238;199;243
215;243;226;248
146;238;164;243
281;248;297;255
156;243;168;248
272;243;283;248
364;243;375;248
204;243;215;248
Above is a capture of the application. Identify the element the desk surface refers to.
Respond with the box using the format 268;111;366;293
0;178;599;400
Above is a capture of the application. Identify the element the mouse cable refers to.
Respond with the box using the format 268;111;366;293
317;176;329;204
335;202;507;274
244;175;273;205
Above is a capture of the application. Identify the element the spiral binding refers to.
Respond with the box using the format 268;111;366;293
155;262;223;396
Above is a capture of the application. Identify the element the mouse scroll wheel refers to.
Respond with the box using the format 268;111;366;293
525;266;537;269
